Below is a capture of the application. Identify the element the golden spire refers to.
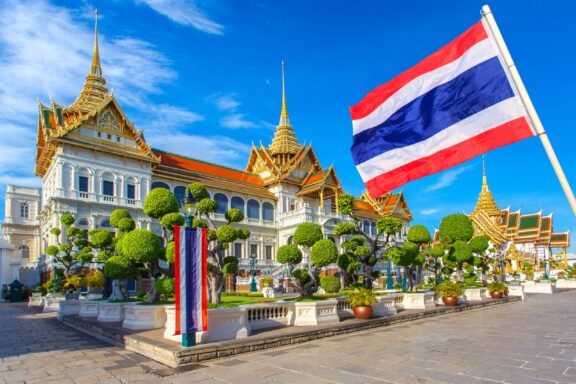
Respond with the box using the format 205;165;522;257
270;60;300;156
473;155;502;219
70;9;108;112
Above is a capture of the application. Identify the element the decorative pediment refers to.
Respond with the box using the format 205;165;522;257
97;108;121;131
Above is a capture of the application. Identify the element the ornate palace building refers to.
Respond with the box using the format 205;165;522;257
20;16;413;282
470;163;570;273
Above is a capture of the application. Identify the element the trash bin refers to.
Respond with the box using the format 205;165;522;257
8;280;24;302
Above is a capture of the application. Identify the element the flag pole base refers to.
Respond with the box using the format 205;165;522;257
182;332;195;347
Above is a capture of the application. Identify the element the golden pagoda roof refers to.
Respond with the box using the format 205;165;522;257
70;9;108;112
269;61;300;155
472;158;501;218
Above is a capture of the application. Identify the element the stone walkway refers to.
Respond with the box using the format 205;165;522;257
2;291;576;383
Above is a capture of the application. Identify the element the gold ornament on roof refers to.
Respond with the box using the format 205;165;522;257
70;9;108;112
472;156;501;219
269;60;300;155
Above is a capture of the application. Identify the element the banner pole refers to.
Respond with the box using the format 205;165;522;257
481;4;576;217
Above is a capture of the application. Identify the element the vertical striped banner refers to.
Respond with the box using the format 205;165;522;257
174;226;208;335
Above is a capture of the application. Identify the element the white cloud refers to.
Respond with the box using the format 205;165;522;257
136;0;224;35
420;208;440;216
208;93;241;111
425;165;475;192
144;104;204;132
220;114;257;129
150;133;251;168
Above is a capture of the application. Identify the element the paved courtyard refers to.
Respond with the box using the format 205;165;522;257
2;291;576;384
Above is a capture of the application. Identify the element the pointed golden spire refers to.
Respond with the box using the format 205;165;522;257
270;60;300;156
473;155;501;219
279;60;290;127
91;9;102;76
70;9;108;111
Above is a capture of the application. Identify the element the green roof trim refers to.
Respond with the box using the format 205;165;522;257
507;214;518;227
518;215;539;230
540;217;551;231
551;234;567;241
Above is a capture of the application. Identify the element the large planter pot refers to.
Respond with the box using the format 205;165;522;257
123;304;167;330
490;291;504;299
352;305;373;320
293;299;339;326
79;300;100;317
442;296;458;306
464;287;487;301
57;299;81;320
43;296;61;312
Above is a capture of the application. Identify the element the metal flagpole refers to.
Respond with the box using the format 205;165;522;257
481;4;576;217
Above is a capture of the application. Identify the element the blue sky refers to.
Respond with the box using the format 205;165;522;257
0;0;575;254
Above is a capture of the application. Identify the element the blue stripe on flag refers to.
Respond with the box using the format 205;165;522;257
351;57;514;165
185;227;196;333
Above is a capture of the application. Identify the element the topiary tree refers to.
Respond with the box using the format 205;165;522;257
276;244;302;277
333;194;404;289
181;182;251;304
407;224;431;286
320;275;341;293
338;235;365;289
45;213;93;278
445;240;473;282
470;235;491;285
387;241;425;291
289;223;338;297
437;213;475;282
428;244;445;285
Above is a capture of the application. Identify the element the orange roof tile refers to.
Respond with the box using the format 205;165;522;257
305;171;325;185
154;149;264;186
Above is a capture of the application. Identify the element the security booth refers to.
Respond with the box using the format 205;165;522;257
8;280;24;302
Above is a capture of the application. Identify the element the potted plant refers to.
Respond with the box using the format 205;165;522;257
436;281;464;306
487;281;508;299
259;277;273;289
63;275;84;299
347;288;375;319
86;270;105;294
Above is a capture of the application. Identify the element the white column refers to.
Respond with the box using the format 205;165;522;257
70;165;76;191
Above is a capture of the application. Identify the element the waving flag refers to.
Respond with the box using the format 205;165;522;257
350;19;536;198
174;226;208;335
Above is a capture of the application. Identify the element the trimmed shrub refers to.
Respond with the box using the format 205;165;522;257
103;256;133;279
225;208;244;223
118;229;162;264
277;244;302;265
110;209;131;228
293;223;323;247
320;275;341;293
155;277;175;301
160;213;185;231
310;239;338;268
144;188;179;219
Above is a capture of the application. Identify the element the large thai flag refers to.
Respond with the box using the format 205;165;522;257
350;20;536;198
174;226;208;335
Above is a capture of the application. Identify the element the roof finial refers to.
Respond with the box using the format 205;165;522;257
279;60;290;127
482;154;488;192
91;9;102;76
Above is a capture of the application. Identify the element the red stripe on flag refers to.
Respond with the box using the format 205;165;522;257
365;117;534;197
350;21;488;120
173;226;181;336
201;228;208;331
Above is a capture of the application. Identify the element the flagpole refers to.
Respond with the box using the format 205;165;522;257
481;4;576;217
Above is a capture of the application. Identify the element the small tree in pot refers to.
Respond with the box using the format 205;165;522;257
487;281;508;299
347;288;375;319
436;281;464;306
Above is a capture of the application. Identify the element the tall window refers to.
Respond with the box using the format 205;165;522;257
101;219;111;228
247;199;260;219
103;180;114;196
231;196;245;213
262;202;274;221
151;182;170;190
250;244;259;259
174;186;186;207
234;243;243;259
127;184;135;200
214;193;228;214
363;220;370;234
20;203;29;218
265;245;273;260
371;222;377;236
19;245;29;259
79;176;89;192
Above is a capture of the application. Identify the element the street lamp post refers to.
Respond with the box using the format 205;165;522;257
250;254;257;292
386;259;394;290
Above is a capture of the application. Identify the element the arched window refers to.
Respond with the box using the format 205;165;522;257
151;182;170;190
19;245;29;259
20;202;29;218
214;193;228;214
101;219;111;228
77;218;89;227
101;173;115;197
247;199;260;219
231;196;245;213
287;235;293;245
262;202;274;221
174;186;186;207
363;220;370;234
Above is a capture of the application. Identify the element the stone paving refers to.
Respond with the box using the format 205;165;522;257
2;291;576;383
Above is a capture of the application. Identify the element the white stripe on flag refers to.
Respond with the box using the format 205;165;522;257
179;227;187;332
356;97;525;181
352;38;498;135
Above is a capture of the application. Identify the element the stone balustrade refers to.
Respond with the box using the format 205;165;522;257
401;292;436;310
523;281;555;294
243;301;294;331
293;299;340;326
555;279;576;289
373;295;398;316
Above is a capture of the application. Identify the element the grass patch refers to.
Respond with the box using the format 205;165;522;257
208;295;283;309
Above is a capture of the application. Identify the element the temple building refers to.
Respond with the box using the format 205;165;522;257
469;160;570;273
19;14;414;283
